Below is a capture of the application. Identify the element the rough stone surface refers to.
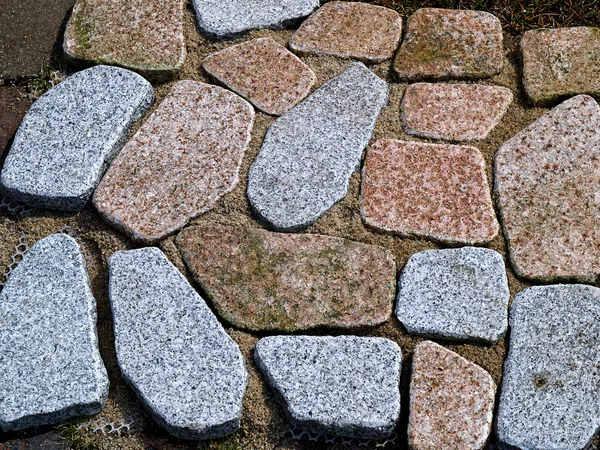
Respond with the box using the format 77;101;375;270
289;2;402;63
255;335;401;439
401;83;513;141
408;341;495;450
0;234;109;432
394;8;503;81
192;0;319;38
521;27;600;105
248;62;388;231
396;247;509;343
495;94;600;281
361;139;499;244
64;0;186;74
496;284;600;450
1;65;154;211
202;37;316;115
176;223;396;332
0;0;74;78
108;247;248;440
0;87;31;156
94;80;253;243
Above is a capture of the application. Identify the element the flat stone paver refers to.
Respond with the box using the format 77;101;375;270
394;8;503;81
496;284;600;450
202;37;316;115
64;0;186;74
495;94;600;281
401;83;513;141
255;335;401;439
192;0;318;38
0;65;154;211
361;140;499;244
0;234;109;432
176;223;396;332
0;87;31;156
396;247;509;343
408;341;495;450
94;80;253;243
108;247;248;440
289;2;402;63
248;62;388;231
521;27;600;105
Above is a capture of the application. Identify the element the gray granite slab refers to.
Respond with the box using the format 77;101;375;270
0;65;154;211
247;62;388;231
254;335;401;439
108;247;248;440
395;247;510;344
0;234;109;432
496;284;600;450
192;0;319;38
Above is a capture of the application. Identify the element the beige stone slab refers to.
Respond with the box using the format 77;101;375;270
361;139;498;244
64;0;186;74
521;27;600;105
394;8;503;81
93;80;254;243
408;341;495;450
203;37;316;116
176;223;396;332
289;2;402;63
401;83;513;141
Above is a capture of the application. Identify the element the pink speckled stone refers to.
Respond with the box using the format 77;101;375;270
93;80;254;243
408;341;495;450
495;94;600;282
394;8;503;81
521;27;600;105
203;37;316;116
402;83;513;141
64;0;185;74
289;2;402;63
361;140;498;244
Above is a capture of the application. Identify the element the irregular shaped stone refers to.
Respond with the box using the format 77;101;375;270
108;247;248;440
202;37;316;115
394;8;503;81
521;27;600;105
94;80;253;243
396;247;509;343
496;284;600;450
0;65;154;211
177;223;396;332
0;87;31;156
401;83;513;141
0;234;109;431
248;62;388;231
361;140;499;244
64;0;186;74
289;2;402;63
255;335;401;439
409;341;495;450
495;95;600;281
192;0;319;38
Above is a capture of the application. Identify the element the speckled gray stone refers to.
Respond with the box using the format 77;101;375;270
192;0;319;38
0;234;109;432
496;284;600;450
0;65;154;211
254;335;401;439
108;247;248;440
396;247;509;344
247;62;388;231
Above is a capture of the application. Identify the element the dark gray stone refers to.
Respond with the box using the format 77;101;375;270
108;247;248;440
254;335;401;439
247;62;388;231
1;65;154;211
0;234;109;432
496;284;600;450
